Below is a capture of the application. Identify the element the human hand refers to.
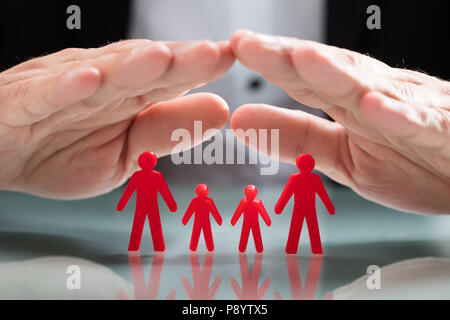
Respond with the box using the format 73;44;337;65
0;39;234;199
230;30;450;214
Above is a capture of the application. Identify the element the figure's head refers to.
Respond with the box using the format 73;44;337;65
195;184;209;198
244;185;257;200
138;151;157;170
296;153;315;172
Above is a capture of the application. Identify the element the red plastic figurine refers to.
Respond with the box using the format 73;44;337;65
182;184;222;252
117;151;177;252
231;185;271;253
275;154;335;254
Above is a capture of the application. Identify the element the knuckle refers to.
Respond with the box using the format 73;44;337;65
12;79;32;100
434;107;450;137
57;47;82;57
391;80;416;101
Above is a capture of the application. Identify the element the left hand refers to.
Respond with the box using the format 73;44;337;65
230;30;450;215
0;40;234;199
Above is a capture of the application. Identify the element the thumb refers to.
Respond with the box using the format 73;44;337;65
230;103;352;186
126;92;229;165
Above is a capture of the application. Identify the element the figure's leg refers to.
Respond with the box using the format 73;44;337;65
286;213;304;254
305;212;323;254
252;226;264;253
239;225;251;253
148;207;165;252
203;224;215;252
128;209;147;251
189;224;201;252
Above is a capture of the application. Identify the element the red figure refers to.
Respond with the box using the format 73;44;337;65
275;154;335;254
118;252;176;300
117;151;177;252
230;253;270;300
273;255;322;300
182;252;221;299
182;184;222;252
231;185;271;253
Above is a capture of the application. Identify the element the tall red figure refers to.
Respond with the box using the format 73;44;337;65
182;184;222;252
117;151;177;252
275;154;335;254
231;185;271;253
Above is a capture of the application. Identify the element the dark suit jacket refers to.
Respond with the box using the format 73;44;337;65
1;0;449;80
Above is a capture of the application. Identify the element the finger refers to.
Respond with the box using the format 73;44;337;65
81;41;173;107
206;40;235;83
230;30;383;111
125;92;230;169
230;103;353;185
2;39;233;88
141;40;235;103
84;40;233;107
23;93;229;199
360;91;450;160
152;40;224;87
0;66;101;126
2;39;157;75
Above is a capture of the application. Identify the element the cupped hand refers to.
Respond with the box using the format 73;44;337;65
0;39;234;199
230;30;450;214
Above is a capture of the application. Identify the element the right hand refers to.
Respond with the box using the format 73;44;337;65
0;39;234;200
230;30;450;215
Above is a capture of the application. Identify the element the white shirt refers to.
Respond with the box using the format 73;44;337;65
128;0;326;183
129;0;325;111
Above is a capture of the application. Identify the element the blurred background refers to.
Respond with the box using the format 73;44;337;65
1;0;450;299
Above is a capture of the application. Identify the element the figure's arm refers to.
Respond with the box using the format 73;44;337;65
181;199;196;225
117;173;138;211
230;200;245;226
209;198;222;226
316;176;335;215
275;176;294;214
158;173;177;212
258;200;272;226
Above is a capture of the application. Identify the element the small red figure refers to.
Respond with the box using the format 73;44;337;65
231;185;271;253
117;151;177;252
182;184;222;252
230;253;270;300
275;154;335;254
182;252;221;299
